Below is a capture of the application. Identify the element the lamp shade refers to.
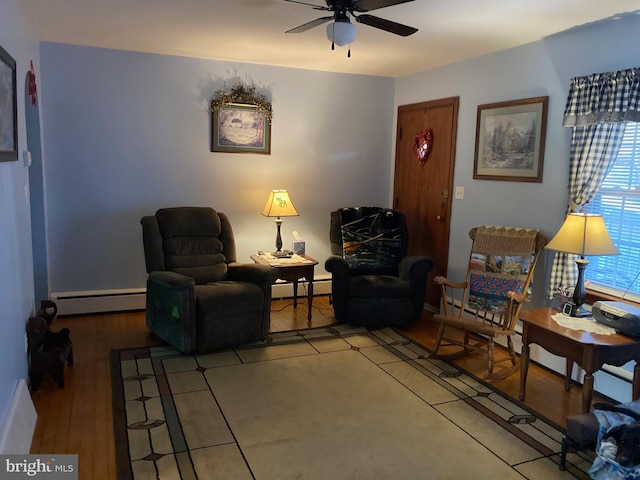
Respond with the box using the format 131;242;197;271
261;190;299;218
546;212;619;256
326;20;356;46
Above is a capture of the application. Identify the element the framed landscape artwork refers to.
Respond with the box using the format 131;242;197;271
0;44;18;162
211;103;271;154
473;96;548;182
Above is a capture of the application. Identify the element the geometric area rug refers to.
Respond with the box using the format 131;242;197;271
111;324;593;479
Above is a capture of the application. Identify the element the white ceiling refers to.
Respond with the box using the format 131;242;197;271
17;0;640;77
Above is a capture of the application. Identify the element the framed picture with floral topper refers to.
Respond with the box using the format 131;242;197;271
210;83;272;155
212;104;271;154
473;96;548;182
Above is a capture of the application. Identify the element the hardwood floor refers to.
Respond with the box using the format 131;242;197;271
29;295;607;479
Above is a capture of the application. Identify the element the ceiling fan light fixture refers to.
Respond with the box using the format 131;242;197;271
326;20;356;47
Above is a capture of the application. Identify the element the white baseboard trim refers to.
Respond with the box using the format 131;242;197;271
51;288;147;316
0;379;37;454
51;275;333;316
272;276;332;299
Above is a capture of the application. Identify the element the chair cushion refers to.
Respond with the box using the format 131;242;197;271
338;207;404;273
349;275;411;299
156;207;228;283
195;281;267;351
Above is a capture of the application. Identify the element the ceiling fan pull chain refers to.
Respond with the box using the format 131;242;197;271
331;40;335;50
348;45;351;58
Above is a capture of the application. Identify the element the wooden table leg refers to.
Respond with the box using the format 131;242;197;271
582;372;595;414
519;343;530;401
292;279;299;308
307;279;314;322
565;359;573;391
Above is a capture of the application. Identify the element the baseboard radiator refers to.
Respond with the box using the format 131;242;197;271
0;379;37;454
51;288;147;316
51;276;332;316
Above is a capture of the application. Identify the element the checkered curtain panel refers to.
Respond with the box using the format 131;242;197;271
548;68;640;298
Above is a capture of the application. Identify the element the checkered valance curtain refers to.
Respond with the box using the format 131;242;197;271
548;68;640;298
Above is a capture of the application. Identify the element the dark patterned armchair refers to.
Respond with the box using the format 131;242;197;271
324;207;434;327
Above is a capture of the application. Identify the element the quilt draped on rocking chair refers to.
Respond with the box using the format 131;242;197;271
468;226;538;313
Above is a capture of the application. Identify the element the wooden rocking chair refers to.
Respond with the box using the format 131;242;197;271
430;226;547;381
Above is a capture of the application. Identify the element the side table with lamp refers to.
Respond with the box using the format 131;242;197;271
518;212;640;414
258;189;318;321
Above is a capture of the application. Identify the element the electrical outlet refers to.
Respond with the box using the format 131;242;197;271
455;186;464;199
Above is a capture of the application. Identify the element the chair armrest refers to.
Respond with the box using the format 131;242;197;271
148;270;195;289
399;257;434;320
227;263;279;292
324;255;350;275
434;276;467;289
433;275;468;317
146;271;196;352
399;256;433;283
324;255;351;322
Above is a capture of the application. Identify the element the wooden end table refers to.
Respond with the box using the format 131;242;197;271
250;253;318;322
519;307;640;414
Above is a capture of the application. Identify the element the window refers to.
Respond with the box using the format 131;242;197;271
583;122;640;300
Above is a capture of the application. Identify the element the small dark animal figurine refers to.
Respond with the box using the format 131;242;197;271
595;403;640;468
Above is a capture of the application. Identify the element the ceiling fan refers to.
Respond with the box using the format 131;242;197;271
284;0;418;53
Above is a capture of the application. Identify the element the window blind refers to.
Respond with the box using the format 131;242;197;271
583;122;640;300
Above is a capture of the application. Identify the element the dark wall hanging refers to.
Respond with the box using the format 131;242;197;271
0;44;18;162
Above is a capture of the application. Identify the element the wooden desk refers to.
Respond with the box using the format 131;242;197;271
519;307;640;413
250;254;318;322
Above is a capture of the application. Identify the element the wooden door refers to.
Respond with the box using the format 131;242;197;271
394;97;459;310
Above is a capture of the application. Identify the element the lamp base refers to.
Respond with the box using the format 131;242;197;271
563;302;592;318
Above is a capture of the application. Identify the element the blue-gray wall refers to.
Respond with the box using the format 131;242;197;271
2;6;640;431
38;44;395;294
0;1;39;426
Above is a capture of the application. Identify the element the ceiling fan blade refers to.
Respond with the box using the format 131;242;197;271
353;0;414;13
356;14;418;36
282;0;330;10
286;16;333;33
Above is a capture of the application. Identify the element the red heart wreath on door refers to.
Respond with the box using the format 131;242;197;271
413;128;433;164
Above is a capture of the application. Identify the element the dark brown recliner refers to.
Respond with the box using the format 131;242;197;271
141;207;278;353
324;207;434;327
